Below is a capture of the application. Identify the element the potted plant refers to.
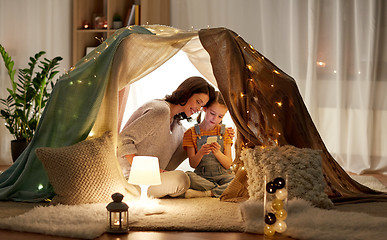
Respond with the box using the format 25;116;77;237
112;13;123;29
0;44;62;161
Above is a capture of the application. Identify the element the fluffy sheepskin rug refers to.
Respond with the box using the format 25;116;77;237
241;145;334;209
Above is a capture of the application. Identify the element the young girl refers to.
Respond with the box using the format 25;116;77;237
183;91;234;198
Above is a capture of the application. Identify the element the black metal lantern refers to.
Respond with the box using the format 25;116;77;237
106;192;129;234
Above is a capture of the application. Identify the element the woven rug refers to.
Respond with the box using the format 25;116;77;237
0;175;386;239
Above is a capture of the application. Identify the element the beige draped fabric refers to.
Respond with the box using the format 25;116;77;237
90;26;197;146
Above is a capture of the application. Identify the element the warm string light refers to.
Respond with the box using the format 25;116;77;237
316;61;326;67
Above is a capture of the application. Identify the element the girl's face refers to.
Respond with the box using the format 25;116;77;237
203;102;228;128
183;93;209;117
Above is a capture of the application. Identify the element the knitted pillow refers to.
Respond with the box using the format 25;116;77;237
36;131;139;205
241;145;333;209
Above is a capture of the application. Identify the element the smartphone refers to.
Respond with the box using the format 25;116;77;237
206;136;218;144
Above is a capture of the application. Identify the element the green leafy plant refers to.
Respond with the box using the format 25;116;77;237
113;13;122;22
0;44;62;142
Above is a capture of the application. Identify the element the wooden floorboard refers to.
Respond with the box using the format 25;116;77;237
0;229;295;240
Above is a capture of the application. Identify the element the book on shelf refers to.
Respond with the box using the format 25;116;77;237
127;4;140;26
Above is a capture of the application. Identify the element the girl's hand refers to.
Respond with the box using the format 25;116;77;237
198;143;212;155
210;142;221;154
227;127;235;140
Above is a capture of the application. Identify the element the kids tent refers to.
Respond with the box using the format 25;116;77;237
0;25;385;203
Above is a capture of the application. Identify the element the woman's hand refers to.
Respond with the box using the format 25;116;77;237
227;127;235;140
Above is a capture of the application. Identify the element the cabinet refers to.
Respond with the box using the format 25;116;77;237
72;0;170;65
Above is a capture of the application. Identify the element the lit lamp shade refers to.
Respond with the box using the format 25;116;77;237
128;156;161;200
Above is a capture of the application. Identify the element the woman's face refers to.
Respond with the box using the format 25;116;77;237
183;93;210;117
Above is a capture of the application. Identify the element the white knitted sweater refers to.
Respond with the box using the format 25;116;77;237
118;99;187;178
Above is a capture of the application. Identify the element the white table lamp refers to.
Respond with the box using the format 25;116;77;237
128;156;161;201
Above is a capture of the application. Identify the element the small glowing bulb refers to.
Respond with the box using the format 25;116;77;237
276;102;282;107
38;184;44;190
249;44;255;50
77;80;82;84
240;166;245;171
88;131;94;137
278;132;281;136
273;70;280;75
317;61;326;67
240;93;245;97
271;84;274;87
333;70;337;73
247;64;253;71
273;113;276;117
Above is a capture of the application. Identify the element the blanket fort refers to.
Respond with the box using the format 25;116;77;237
0;25;385;203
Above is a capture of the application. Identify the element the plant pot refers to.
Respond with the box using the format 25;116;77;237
11;140;29;162
113;21;123;29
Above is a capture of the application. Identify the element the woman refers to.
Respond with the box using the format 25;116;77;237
118;76;216;198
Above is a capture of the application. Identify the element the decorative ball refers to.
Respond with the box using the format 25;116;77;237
275;188;288;200
273;177;286;189
264;224;276;236
275;209;288;221
266;181;276;193
272;198;284;211
264;212;276;225
274;220;287;233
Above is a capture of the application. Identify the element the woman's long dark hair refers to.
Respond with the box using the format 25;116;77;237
165;76;215;121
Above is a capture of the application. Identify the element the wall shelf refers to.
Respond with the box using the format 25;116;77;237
72;0;170;65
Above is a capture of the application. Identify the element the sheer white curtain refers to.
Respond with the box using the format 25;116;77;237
0;0;71;165
171;0;387;174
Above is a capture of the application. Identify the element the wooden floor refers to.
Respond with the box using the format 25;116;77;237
0;229;295;240
1;164;386;240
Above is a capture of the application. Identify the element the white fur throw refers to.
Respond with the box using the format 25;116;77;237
241;145;333;209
